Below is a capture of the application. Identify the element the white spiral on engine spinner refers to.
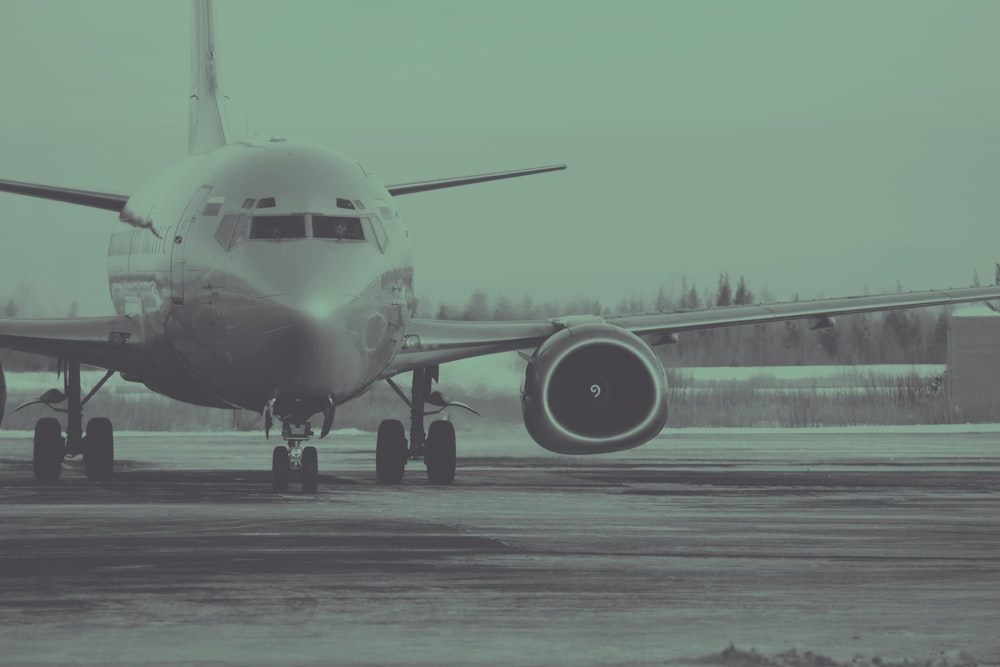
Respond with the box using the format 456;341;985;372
590;384;601;398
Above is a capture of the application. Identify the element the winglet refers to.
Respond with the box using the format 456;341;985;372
188;0;229;155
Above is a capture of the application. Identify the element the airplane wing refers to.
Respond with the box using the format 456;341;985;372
0;163;565;207
0;315;148;376
386;164;566;196
0;178;128;213
386;285;1000;374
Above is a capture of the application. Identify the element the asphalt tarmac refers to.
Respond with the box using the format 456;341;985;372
0;426;997;666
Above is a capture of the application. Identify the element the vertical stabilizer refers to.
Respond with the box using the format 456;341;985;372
189;0;229;155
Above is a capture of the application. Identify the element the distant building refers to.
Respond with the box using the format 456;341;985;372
947;305;1000;418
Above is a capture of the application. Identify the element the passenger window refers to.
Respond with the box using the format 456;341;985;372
214;214;239;248
250;215;306;240
313;215;365;241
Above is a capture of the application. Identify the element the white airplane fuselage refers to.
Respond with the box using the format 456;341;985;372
108;140;413;419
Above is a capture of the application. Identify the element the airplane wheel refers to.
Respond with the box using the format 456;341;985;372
425;420;456;485
272;446;289;493
33;417;64;483
376;419;406;484
302;446;318;493
84;417;114;482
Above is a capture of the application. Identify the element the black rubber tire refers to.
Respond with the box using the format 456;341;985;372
302;445;318;493
272;446;289;493
425;420;457;485
376;419;407;484
83;417;115;482
33;417;64;483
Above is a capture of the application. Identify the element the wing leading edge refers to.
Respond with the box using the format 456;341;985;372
0;315;148;376
386;164;566;196
0;178;128;213
388;285;1000;374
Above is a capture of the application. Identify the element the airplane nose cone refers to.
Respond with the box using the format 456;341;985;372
249;246;367;387
206;240;392;403
171;236;401;412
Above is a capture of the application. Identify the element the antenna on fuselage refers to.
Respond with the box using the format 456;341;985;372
188;0;229;155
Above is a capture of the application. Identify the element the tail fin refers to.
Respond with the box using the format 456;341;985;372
188;0;229;155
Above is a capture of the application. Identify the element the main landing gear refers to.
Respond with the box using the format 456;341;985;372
17;361;116;484
379;365;475;485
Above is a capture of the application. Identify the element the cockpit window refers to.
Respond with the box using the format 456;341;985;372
313;215;365;241
368;216;388;252
230;214;251;247
214;214;239;248
250;215;306;240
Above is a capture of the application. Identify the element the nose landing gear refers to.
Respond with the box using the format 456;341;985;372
270;420;319;493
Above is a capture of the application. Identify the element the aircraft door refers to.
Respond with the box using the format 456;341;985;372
170;185;212;305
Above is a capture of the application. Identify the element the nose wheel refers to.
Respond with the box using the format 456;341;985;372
270;421;320;493
271;446;290;492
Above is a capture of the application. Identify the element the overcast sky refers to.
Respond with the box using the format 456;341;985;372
1;1;998;316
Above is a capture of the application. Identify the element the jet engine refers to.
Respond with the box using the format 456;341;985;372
521;321;668;454
0;359;5;428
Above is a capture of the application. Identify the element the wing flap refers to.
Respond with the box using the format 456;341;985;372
386;164;566;196
0;178;128;213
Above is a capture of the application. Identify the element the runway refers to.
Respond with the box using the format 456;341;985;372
0;426;998;666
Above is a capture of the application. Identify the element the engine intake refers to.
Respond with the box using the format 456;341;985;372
522;322;668;454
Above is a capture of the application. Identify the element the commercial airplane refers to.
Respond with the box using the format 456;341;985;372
2;1;998;492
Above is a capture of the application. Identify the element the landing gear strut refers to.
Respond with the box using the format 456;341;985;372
380;365;472;485
22;361;115;484
270;422;319;493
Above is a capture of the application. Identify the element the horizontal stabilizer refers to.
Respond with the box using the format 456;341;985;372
386;164;566;196
0;178;127;212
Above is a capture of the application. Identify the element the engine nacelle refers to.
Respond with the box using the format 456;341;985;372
0;359;5;428
522;322;668;454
